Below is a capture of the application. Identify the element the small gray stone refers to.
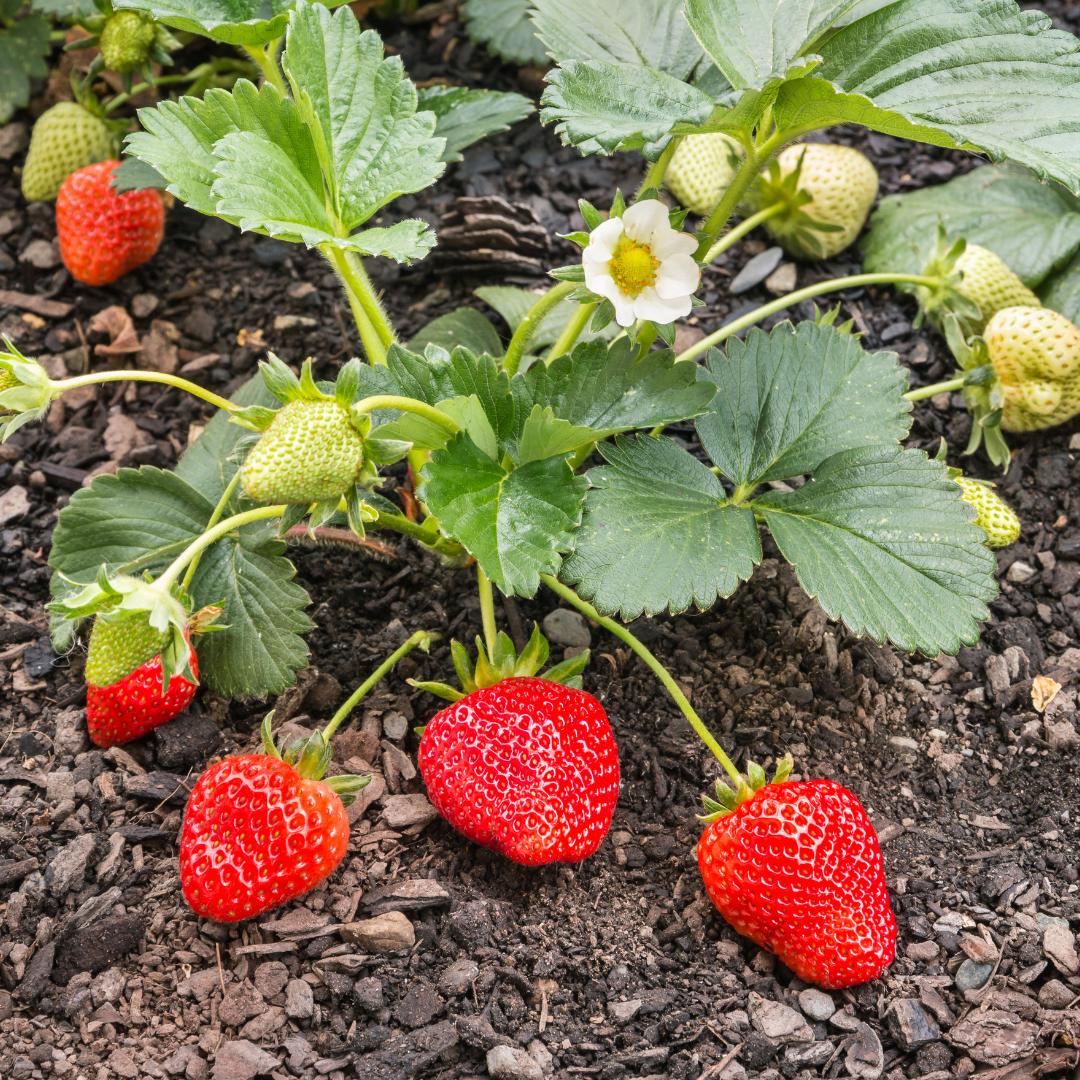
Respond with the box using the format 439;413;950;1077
954;959;993;991
798;988;835;1021
53;708;90;758
353;977;384;1013
109;1049;139;1079
218;982;265;1028
211;1041;279;1080
642;833;674;861
46;834;97;897
730;247;785;294
239;1007;285;1041
392;979;441;1028
162;1046;202;1076
748;992;813;1044
19;239;61;270
46;771;75;805
527;1039;553;1077
179;968;229;1003
487;1045;544;1080
89;967;124;1007
542;609;591;649
382;712;409;741
607;999;642;1024
846;1023;884;1080
253;961;289;998
341;911;414;952
437;959;478;998
285;978;314;1020
1038;979;1074;1009
784;1043;835;1067
887;999;940;1050
382;793;438;829
0;123;29;161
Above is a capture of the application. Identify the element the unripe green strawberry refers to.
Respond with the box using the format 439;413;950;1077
763;144;879;260
956;478;1020;549
85;609;168;687
21;103;113;203
665;133;743;217
99;11;157;74
241;399;366;505
984;306;1080;431
955;245;1039;332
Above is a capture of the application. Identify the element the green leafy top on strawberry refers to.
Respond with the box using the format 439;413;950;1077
0;339;56;440
410;622;590;704
699;753;794;822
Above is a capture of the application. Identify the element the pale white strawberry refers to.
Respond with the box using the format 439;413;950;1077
954;245;1039;332
665;133;743;217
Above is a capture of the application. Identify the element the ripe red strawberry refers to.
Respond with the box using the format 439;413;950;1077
180;753;353;922
85;611;198;748
697;773;895;989
55;160;164;286
418;677;620;865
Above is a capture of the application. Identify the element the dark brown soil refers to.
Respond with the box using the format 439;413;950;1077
2;7;1080;1080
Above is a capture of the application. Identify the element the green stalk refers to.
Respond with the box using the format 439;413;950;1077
52;370;236;413
703;202;786;265
156;505;286;594
675;273;947;364
373;510;465;559
904;376;966;402
324;247;394;365
322;630;435;741
695;134;768;260
477;566;497;658
352;396;460;436
540;574;742;787
503;281;576;377
180;471;242;593
636;136;682;198
243;39;286;95
633;320;658;360
547;302;596;363
102;73;198;114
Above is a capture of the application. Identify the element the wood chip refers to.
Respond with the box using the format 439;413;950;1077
0;289;73;319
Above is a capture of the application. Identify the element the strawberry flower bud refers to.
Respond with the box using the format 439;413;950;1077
582;199;700;327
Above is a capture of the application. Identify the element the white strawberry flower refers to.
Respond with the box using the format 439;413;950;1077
582;200;700;328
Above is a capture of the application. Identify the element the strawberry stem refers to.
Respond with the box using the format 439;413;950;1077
636;136;682;199
156;504;287;594
503;281;576;377
51;371;237;413
477;566;497;659
323;247;394;365
702;202;787;265
351;396;461;437
547;302;597;363
904;375;966;402
180;471;242;593
242;39;286;95
322;630;439;742
539;574;744;787
674;273;949;364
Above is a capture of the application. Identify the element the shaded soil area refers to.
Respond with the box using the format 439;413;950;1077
2;6;1080;1080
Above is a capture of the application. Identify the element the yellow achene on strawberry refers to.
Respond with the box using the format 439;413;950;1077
984;306;1080;431
955;477;1020;549
953;245;1039;333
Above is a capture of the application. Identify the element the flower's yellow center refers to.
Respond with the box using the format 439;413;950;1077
609;238;658;298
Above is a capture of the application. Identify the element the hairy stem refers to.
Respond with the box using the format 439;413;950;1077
539;574;742;786
373;510;464;559
477;566;497;658
352;396;460;436
180;471;242;593
637;136;682;198
547;302;596;363
675;273;947;363
243;40;286;95
703;202;786;265
503;281;575;377
157;505;286;594
323;631;436;742
324;248;394;365
905;375;966;402
54;370;236;413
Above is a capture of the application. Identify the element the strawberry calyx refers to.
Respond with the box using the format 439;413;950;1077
259;712;372;808
0;339;54;440
913;227;985;335
744;149;845;259
698;753;794;823
408;622;589;704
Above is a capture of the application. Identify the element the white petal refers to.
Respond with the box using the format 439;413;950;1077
585;218;624;259
585;268;621;303
654;253;701;299
622;199;670;244
651;230;699;260
612;293;638;327
633;287;691;324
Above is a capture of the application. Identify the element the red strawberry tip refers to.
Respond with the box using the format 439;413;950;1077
408;622;589;704
699;752;794;823
259;712;370;808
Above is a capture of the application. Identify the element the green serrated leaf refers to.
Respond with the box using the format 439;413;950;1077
409;308;503;359
540;58;716;157
0;13;50;125
778;0;1080;194
531;0;703;79
517;405;600;465
109;156;167;194
418;85;534;163
420;432;588;596
49;467;312;698
560;435;760;619
32;0;98;16
862;164;1080;288
461;0;548;66
755;445;997;655
435;395;499;461
1041;248;1080;324
696;320;911;488
114;0;293;47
